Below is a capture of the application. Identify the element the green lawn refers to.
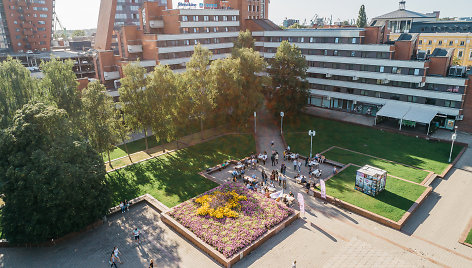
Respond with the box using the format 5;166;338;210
284;114;463;175
466;228;472;244
324;166;427;222
106;134;256;208
324;148;430;183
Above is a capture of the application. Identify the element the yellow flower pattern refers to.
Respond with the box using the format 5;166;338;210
195;190;247;219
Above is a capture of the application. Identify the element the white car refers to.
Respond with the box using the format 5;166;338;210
26;50;33;54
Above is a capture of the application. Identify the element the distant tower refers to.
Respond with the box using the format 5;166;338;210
399;1;406;10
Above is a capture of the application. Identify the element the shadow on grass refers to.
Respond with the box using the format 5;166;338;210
106;135;256;208
400;191;442;236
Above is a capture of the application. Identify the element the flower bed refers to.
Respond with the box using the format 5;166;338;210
168;182;294;258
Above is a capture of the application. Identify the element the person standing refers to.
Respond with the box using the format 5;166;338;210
110;253;118;268
305;157;309;167
292;260;297;268
271;140;274;147
275;152;279;165
298;161;302;172
293;159;297;171
119;201;124;213
283;164;287;175
133;227;141;244
149;259;154;268
271;154;275;166
113;246;122;264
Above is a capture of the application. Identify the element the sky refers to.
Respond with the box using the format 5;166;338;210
55;0;472;30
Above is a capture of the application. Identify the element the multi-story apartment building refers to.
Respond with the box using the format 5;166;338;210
94;0;276;89
389;21;472;67
251;27;472;132
0;0;54;52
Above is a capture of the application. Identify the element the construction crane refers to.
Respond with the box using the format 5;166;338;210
53;11;67;39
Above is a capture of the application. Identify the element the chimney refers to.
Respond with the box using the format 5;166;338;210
399;1;406;10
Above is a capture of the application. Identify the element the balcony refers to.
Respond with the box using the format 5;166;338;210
103;71;120;81
150;20;164;28
128;45;143;53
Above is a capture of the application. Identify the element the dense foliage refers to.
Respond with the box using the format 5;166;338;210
0;103;110;243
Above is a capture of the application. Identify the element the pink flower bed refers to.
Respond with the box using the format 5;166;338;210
168;182;294;258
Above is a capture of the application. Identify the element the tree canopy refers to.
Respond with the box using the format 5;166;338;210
118;62;152;150
82;81;121;164
268;40;309;116
0;58;37;128
0;103;110;244
39;58;82;122
184;44;217;137
233;30;255;50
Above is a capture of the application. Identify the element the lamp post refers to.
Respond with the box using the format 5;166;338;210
280;111;284;135
254;112;257;134
448;127;458;163
308;130;316;158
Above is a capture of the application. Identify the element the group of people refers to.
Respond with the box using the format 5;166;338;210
119;200;130;213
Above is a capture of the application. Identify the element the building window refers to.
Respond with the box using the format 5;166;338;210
438;40;442;45
17;42;21;46
335;38;339;43
445;100;455;108
204;16;209;21
352;38;357;44
333;50;338;56
428;40;432;45
360;90;369;96
351;51;356;57
419;40;423;45
379;66;385;73
425;98;436;105
469;51;472;59
414;69;420;76
182;16;188;22
324;50;328;56
376;92;382;98
223;16;228;21
407;96;417;102
458;51;463;58
392;67;398;74
460;41;465;46
214;16;219;21
14;20;17;24
193;16;198;21
449;40;453;46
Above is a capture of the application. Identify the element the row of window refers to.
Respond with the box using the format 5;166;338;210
307;73;464;94
310;83;459;108
261;47;391;60
158;48;231;60
181;15;238;22
307;61;423;76
419;39;469;46
157;37;237;47
181;26;238;34
256;36;360;44
16;41;47;46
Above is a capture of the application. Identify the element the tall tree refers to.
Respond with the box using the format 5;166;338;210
233;30;255;50
356;5;367;28
268;40;309;116
72;30;86;37
184;45;217;139
113;109;132;163
40;58;82;122
212;47;267;125
0;103;110;244
146;65;182;144
81;81;120;165
0;58;37;128
118;62;152;150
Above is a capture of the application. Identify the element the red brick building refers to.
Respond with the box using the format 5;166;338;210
0;0;54;52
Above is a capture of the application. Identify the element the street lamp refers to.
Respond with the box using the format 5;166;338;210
308;130;316;158
448;126;458;163
254;112;257;134
280;111;284;135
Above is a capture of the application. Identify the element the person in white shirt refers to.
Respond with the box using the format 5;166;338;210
113;246;122;264
293;159;297;170
133;227;141;244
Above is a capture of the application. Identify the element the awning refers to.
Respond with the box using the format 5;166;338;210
402;106;437;124
376;102;411;120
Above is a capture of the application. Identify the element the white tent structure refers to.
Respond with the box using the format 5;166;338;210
375;102;438;134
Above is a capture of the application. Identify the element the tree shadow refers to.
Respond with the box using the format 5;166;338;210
401;191;442;236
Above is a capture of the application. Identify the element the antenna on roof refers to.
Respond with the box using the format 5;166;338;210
399;1;406;10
